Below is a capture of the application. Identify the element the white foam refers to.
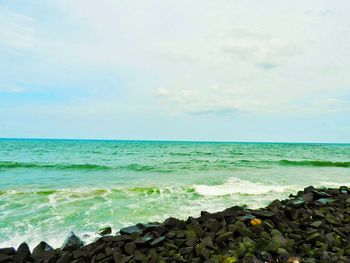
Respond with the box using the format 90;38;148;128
194;177;290;197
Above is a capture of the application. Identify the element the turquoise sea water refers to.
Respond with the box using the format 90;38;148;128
0;139;349;248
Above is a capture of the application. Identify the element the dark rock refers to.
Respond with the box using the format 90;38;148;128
150;236;165;246
325;214;342;226
97;226;112;236
124;242;136;255
3;186;350;262
313;190;331;198
200;236;214;248
119;225;142;235
237;214;255;221
32;241;54;255
306;232;324;243
205;219;222;233
134;234;153;244
291;197;305;207
316;198;336;205
13;243;30;263
72;249;88;259
56;252;72;263
0;254;12;263
266;230;288;252
215;232;233;243
164;217;186;229
0;248;15;255
252;210;275;218
61;232;84;251
310;221;323;228
179;247;193;255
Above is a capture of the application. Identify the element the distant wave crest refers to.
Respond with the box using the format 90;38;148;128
0;158;348;171
0;161;111;170
278;160;350;168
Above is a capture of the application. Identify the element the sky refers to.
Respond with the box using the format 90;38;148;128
0;0;349;142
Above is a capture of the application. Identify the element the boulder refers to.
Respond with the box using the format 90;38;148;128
61;232;84;251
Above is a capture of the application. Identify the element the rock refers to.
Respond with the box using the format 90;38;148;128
0;248;15;255
0;254;12;263
119;225;142;235
312;190;331;198
291;197;305;207
306;232;324;243
61;232;84;251
135;234;153;244
316;198;336;205
179;247;193;255
277;248;289;259
252;210;275;218
32;241;54;255
325;214;342;226
205;219;222;233
124;242;136;255
13;243;31;263
164;217;186;229
201;236;214;248
97;226;112;236
56;252;72;263
310;221;323;228
223;255;238;263
150;236;166;246
2;186;350;262
266;230;288;252
215;232;233;243
238;214;256;221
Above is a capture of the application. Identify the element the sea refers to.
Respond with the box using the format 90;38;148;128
0;139;349;248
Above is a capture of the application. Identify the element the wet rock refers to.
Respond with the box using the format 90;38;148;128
316;198;336;205
119;225;142;235
291;197;305;207
61;232;84;251
97;226;112;236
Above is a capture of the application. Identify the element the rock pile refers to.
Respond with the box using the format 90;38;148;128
1;186;350;262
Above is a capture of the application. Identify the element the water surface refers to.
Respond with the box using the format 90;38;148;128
0;139;349;247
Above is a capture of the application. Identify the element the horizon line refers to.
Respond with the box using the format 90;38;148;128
0;137;349;145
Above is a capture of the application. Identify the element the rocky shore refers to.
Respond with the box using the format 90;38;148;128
2;186;350;263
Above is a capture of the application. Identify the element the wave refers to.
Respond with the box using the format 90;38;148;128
0;161;111;170
194;177;291;197
0;158;348;172
0;186;198;199
277;160;350;168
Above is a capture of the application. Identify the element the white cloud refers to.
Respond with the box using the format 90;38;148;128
2;0;350;117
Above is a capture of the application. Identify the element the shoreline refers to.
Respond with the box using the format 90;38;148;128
1;186;350;262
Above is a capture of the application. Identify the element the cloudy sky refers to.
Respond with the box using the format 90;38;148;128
0;0;349;142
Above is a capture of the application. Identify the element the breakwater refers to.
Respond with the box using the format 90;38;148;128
1;186;350;262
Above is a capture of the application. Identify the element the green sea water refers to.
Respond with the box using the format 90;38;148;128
0;139;349;248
